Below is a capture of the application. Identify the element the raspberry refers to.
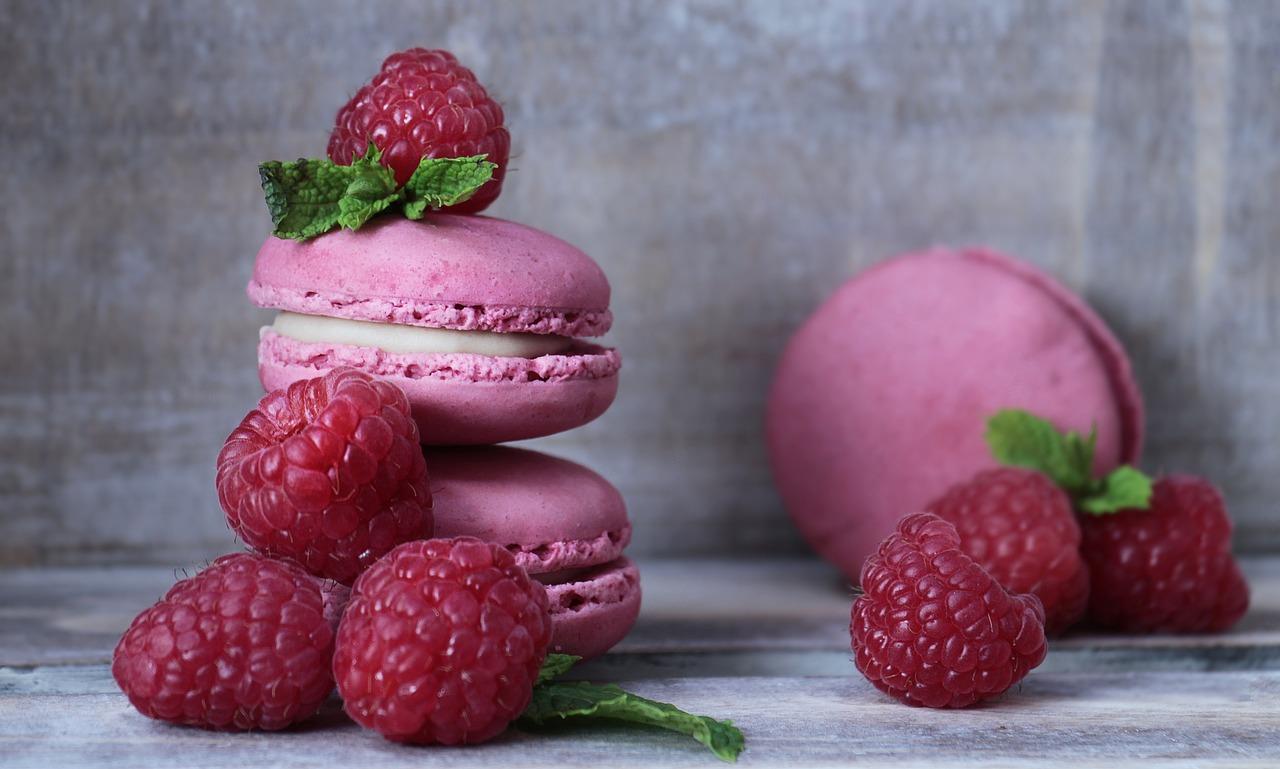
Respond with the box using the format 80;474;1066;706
327;48;509;213
334;537;551;744
216;368;433;585
1080;475;1249;633
112;553;336;730
926;468;1089;635
851;513;1047;708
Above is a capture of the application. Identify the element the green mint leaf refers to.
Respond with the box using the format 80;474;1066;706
520;682;744;763
1065;425;1098;481
258;146;494;238
987;410;1154;514
537;654;582;685
335;146;401;231
258;158;355;240
402;155;496;219
985;409;1094;494
258;145;402;240
1078;465;1154;514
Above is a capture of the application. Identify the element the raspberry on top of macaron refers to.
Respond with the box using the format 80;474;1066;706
328;48;510;214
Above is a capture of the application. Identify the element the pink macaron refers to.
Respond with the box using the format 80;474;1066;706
249;215;620;445
767;247;1144;582
424;445;641;659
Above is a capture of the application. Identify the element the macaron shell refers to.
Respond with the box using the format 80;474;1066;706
544;558;642;660
968;249;1143;461
250;215;611;337
423;446;639;657
767;247;1144;582
426;445;631;573
258;338;619;445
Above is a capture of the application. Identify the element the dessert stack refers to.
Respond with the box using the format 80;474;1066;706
246;49;640;658
111;48;740;755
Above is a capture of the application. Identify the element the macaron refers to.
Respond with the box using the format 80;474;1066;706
766;247;1144;581
249;215;620;445
424;445;641;659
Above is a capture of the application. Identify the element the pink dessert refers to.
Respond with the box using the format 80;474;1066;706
250;215;620;445
766;247;1144;582
425;445;641;659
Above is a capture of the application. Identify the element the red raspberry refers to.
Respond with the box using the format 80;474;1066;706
334;537;552;745
327;48;509;213
851;513;1047;708
1080;475;1249;633
216;368;432;585
112;553;336;730
926;468;1089;635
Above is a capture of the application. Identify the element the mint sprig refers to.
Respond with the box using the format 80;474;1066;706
985;409;1153;514
535;652;582;685
521;654;745;763
258;145;495;241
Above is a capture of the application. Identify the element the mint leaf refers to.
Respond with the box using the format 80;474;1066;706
522;652;745;760
1078;465;1154;514
1066;425;1098;482
258;158;354;240
985;409;1094;494
987;408;1155;514
258;149;498;238
520;682;745;762
259;145;401;240
335;145;401;230
402;155;496;219
537;654;581;685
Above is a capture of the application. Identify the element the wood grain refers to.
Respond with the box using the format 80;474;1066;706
2;1;1279;565
3;558;1279;766
2;667;1279;768
3;557;1277;670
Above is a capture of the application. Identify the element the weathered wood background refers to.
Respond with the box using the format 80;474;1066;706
2;0;1278;566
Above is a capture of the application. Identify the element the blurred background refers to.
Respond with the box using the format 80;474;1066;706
2;0;1277;568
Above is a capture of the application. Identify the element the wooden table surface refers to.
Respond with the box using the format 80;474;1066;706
2;557;1278;768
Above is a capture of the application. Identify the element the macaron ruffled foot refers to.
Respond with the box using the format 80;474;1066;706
427;446;642;659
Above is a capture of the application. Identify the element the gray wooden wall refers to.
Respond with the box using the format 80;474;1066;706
2;0;1278;566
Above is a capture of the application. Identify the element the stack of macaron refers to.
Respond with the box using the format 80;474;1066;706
112;48;745;753
248;214;641;659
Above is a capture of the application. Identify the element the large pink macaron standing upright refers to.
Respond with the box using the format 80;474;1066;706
425;445;641;660
767;247;1144;582
250;215;620;445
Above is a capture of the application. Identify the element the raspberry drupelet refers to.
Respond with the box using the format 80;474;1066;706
1081;475;1249;633
216;368;433;585
112;553;338;730
851;512;1048;708
333;537;553;745
328;48;509;213
927;468;1090;635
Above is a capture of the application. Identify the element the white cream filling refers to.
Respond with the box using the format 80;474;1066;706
270;312;573;358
